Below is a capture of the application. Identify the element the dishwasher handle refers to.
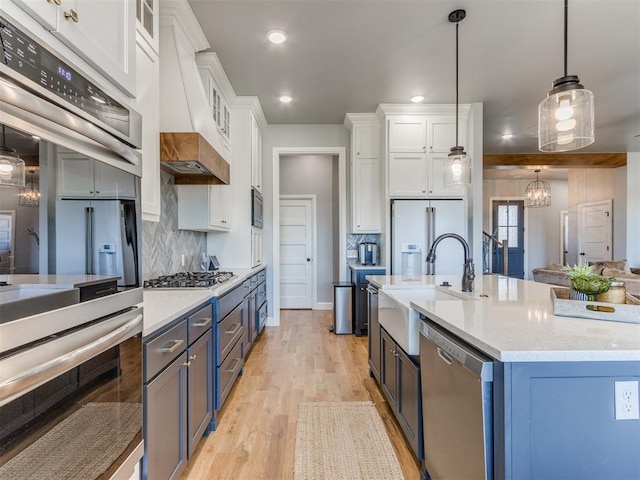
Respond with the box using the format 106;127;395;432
420;319;493;381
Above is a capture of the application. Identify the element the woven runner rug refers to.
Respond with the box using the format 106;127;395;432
0;402;142;480
294;401;406;480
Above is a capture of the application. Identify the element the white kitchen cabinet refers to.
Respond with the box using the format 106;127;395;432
346;114;382;233
388;152;428;198
251;113;262;192
10;0;58;30
57;151;136;199
353;123;380;159
427;115;467;153
177;185;232;232
428;154;468;198
353;158;381;232
11;0;137;96
251;227;263;267
136;31;160;222
136;0;157;54
388;116;427;153
197;54;233;159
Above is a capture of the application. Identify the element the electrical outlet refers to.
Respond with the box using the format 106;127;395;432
615;381;639;420
347;250;358;259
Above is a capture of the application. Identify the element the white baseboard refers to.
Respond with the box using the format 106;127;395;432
314;302;333;310
265;316;279;327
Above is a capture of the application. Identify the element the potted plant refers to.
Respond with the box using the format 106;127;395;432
563;264;613;300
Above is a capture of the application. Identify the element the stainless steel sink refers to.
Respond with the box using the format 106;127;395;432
0;286;80;324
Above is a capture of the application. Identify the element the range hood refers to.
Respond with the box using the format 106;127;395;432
160;132;229;185
159;1;230;185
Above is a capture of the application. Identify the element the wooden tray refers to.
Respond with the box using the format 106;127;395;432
551;288;640;324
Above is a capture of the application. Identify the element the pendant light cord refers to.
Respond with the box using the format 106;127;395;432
455;21;459;147
563;0;568;77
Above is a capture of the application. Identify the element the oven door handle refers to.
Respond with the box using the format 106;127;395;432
0;311;143;408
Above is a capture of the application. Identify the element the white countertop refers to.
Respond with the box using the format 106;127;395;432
142;265;266;337
366;274;640;362
0;274;121;288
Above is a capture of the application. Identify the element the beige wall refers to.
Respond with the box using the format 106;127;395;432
483;178;569;278
566;167;627;265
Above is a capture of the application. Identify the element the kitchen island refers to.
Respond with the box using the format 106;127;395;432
366;274;640;480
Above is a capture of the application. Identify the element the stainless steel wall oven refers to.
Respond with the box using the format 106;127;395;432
0;11;144;480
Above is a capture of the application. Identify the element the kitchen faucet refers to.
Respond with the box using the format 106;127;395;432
426;233;475;292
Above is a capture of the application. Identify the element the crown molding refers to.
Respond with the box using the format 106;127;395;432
232;97;268;129
159;0;210;53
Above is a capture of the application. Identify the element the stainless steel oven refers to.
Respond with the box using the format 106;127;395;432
0;12;144;480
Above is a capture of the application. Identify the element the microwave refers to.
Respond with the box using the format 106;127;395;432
251;188;263;228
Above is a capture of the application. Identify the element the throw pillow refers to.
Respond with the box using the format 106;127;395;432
601;267;637;279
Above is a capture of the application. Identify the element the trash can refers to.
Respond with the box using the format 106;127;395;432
332;282;353;334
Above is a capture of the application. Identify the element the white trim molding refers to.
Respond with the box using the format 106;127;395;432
271;146;347;326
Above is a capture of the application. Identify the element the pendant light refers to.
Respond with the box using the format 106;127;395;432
19;168;40;207
524;169;551;208
538;0;594;152
445;9;471;187
0;125;26;187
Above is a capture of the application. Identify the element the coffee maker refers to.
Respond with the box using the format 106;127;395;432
358;243;379;265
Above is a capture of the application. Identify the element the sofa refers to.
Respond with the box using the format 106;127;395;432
532;260;640;297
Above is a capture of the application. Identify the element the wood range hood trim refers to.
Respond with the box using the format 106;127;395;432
160;132;230;185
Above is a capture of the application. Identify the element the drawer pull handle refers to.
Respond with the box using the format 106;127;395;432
226;358;241;373
437;347;453;365
192;318;212;328
159;339;184;353
225;323;242;336
64;9;79;22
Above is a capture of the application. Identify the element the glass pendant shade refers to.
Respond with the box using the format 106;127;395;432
445;146;471;186
525;170;551;208
0;146;26;187
19;170;40;207
539;76;594;152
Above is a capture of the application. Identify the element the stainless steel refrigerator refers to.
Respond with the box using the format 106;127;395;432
55;200;139;287
390;199;467;276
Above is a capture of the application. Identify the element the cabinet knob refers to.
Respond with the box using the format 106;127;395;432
423;146;426;151
357;152;360;156
306;258;311;262
95;191;100;194
89;191;93;194
64;9;79;22
182;361;192;367
422;190;426;193
189;355;197;361
50;0;62;4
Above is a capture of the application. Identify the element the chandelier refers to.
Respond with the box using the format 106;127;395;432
524;170;551;208
19;169;40;207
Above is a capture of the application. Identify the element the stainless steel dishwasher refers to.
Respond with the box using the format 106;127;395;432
419;318;493;480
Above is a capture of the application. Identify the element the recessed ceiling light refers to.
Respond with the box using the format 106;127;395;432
268;30;287;44
279;95;292;103
411;95;424;103
502;133;514;139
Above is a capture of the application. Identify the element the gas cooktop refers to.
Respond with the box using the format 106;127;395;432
143;271;234;289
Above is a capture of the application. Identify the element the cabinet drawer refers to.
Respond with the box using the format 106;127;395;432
188;304;213;344
216;336;243;410
250;274;258;289
216;303;243;366
145;320;188;381
256;281;266;306
257;269;266;284
217;283;247;320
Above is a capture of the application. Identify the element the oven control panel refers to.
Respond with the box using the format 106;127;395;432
0;14;132;141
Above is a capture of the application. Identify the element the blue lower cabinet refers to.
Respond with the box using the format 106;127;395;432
496;361;640;480
143;303;214;480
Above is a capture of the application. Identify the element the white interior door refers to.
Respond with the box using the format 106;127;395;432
577;200;613;265
0;211;15;274
279;198;314;309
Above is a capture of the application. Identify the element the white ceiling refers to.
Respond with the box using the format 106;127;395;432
188;0;640;155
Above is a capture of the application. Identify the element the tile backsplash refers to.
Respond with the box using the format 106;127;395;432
346;233;380;265
142;171;207;280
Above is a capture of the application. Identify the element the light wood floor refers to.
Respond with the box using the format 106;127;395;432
181;309;422;480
